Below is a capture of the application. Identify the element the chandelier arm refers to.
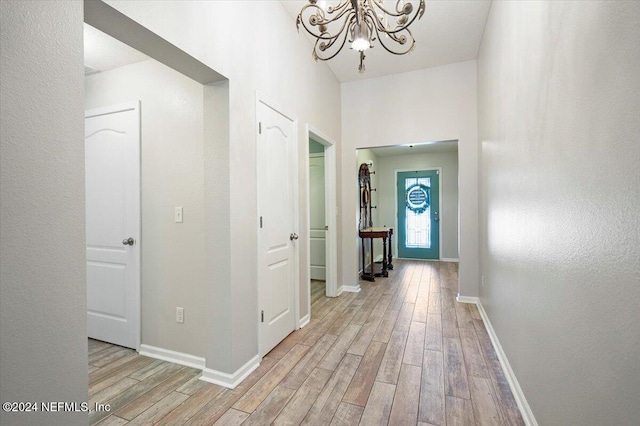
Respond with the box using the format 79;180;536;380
300;1;353;26
298;6;355;40
369;1;405;18
312;23;352;61
372;25;416;55
370;0;425;34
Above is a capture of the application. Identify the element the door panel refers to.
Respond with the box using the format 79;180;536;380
309;155;326;280
85;102;140;349
397;170;440;260
258;100;297;356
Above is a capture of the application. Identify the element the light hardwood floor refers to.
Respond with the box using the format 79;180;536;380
88;260;524;425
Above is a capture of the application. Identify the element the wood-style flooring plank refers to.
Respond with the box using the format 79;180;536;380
233;344;309;413
343;340;387;407
394;302;416;333
116;367;200;420
273;368;333;426
127;391;189;426
89;363;184;425
92;347;136;368
331;402;364;426
154;382;225;426
376;330;408;384
85;260;526;426
388;363;422;426
469;376;503;426
89;356;155;396
427;291;441;314
445;396;475;426
425;313;443;352
128;359;168;381
419;350;445;426
372;308;399;343
358;381;396;426
473;319;525;426
347;315;382;356
280;334;337;389
317;324;361;371
301;354;361;425
183;357;278;426
212;408;250;426
89;345;126;366
94;415;128;426
242;386;296;426
402;321;426;366
326;305;360;336
458;326;487;379
444;337;471;400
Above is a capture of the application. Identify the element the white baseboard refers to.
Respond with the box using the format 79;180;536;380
139;344;205;370
336;286;344;296
441;257;460;262
473;301;538;426
342;285;360;293
374;254;383;262
456;295;480;304
298;314;310;329
200;354;260;389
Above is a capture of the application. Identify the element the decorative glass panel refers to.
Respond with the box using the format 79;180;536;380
404;177;431;248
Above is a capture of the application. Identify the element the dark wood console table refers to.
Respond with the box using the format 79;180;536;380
359;227;394;282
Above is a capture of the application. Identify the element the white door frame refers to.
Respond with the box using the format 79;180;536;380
394;167;443;261
255;92;299;356
85;100;141;350
305;125;338;301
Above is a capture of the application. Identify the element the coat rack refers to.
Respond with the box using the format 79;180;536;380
358;162;393;281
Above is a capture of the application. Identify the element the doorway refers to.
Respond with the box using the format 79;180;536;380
397;169;440;259
306;126;338;302
256;95;298;357
85;101;141;349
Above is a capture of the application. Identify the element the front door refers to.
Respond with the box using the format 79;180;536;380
85;101;140;349
397;170;440;260
257;99;297;356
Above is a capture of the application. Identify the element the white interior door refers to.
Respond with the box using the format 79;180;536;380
85;101;140;350
309;154;326;280
257;98;297;357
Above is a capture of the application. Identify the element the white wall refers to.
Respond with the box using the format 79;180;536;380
376;151;459;260
85;59;207;357
105;0;342;374
477;2;640;424
342;61;478;296
0;2;87;425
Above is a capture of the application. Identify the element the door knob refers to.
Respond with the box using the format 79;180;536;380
122;237;135;246
289;233;299;241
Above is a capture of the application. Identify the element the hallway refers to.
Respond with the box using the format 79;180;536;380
88;260;524;425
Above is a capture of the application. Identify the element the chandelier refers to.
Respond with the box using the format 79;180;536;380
296;0;425;73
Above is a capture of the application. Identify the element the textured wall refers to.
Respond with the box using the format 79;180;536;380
477;2;640;424
376;151;459;260
342;61;478;296
0;1;87;425
85;59;207;357
105;0;342;373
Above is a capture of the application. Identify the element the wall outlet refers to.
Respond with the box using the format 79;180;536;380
481;275;485;288
175;206;183;223
176;307;184;323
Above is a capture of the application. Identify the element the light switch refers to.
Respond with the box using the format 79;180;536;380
175;207;183;223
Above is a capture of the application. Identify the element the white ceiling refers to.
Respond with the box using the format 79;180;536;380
368;140;458;157
281;0;491;82
84;23;149;74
